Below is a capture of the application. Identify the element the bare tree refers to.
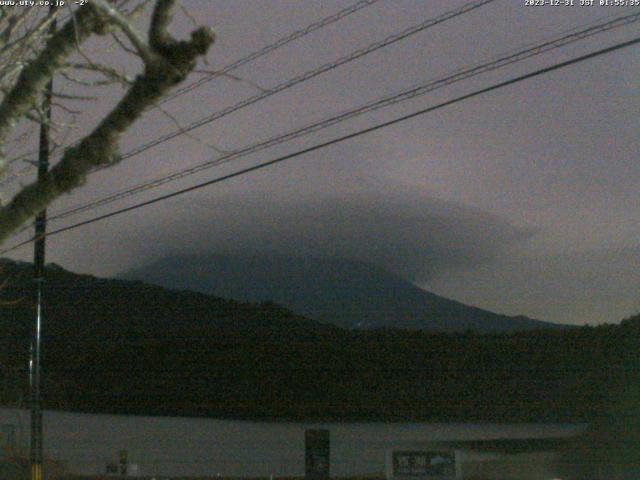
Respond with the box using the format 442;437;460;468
0;0;215;244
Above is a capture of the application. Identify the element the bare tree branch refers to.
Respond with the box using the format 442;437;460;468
0;1;215;243
91;0;156;64
0;6;107;169
153;101;228;155
64;61;133;86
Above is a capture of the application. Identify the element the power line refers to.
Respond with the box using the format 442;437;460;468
0;0;382;180
44;11;640;225
7;0;493;176
114;0;497;161
2;0;496;200
160;0;383;104
2;35;638;255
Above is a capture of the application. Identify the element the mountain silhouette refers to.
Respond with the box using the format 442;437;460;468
0;258;633;423
122;254;568;333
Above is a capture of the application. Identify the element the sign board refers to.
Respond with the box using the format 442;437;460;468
391;451;456;479
305;429;330;479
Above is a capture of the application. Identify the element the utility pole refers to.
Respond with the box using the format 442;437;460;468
30;7;55;480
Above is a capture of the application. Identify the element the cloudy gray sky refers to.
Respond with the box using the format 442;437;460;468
4;0;639;325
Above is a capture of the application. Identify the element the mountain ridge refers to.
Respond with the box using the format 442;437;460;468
0;257;635;423
121;253;570;333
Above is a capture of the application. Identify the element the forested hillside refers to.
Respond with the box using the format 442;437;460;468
1;259;638;423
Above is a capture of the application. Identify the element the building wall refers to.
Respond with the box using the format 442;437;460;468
0;408;585;478
458;451;562;479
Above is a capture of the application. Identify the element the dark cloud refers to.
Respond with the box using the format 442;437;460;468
128;183;536;282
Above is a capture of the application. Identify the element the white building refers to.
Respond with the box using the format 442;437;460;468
0;408;585;479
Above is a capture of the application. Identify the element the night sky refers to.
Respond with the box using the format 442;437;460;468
4;0;639;326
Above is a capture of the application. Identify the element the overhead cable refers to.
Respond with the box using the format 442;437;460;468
46;11;640;224
116;0;497;161
2;34;637;255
